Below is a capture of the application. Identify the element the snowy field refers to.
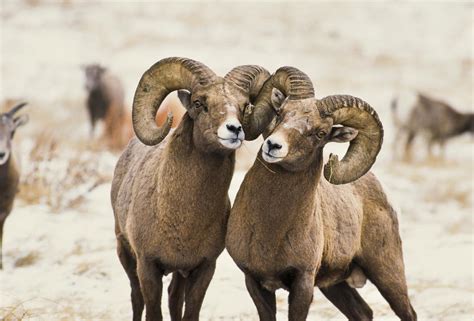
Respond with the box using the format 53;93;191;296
1;1;473;320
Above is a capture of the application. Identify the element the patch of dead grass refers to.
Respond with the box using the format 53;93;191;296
14;251;40;268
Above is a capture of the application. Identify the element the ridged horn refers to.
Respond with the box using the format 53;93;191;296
224;65;270;103
243;66;315;140
317;95;383;185
133;57;216;146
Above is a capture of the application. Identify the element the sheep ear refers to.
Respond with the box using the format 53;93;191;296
177;90;192;111
271;88;285;111
328;126;358;143
13;114;29;129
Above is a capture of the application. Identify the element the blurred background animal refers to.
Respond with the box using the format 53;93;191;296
391;93;474;161
0;102;28;269
82;63;132;150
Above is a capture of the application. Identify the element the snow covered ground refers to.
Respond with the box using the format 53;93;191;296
1;1;472;320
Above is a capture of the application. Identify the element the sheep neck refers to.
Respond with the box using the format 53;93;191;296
247;151;323;224
157;114;235;214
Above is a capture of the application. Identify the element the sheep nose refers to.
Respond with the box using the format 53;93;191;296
266;139;282;151
226;124;242;135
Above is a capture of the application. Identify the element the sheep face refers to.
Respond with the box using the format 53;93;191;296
261;91;358;172
82;64;106;91
177;82;245;153
0;111;28;165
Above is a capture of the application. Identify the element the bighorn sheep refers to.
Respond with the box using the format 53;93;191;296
82;63;131;149
111;57;270;321
0;103;28;269
392;93;474;160
226;67;417;321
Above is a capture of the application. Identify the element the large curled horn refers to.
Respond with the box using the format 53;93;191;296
133;57;216;146
317;95;383;185
243;66;315;140
224;65;270;103
7;102;28;116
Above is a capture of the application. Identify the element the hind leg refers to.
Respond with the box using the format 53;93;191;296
320;282;373;321
168;272;186;321
359;218;417;320
245;273;277;321
403;131;416;162
117;238;144;321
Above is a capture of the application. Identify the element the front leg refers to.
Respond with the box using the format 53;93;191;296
137;256;164;321
288;271;316;321
182;260;216;321
245;273;276;321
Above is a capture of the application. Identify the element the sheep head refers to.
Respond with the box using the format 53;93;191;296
82;63;106;91
132;57;270;153
254;66;383;184
0;102;29;166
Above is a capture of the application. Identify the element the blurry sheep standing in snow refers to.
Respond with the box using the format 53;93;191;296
82;63;132;150
0;102;28;269
391;93;474;161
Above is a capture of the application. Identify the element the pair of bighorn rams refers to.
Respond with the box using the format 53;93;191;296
111;57;270;321
0;103;29;269
226;67;416;320
112;58;416;320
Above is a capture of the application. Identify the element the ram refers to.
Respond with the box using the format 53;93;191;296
392;93;474;160
0;103;28;269
226;67;417;321
111;57;269;321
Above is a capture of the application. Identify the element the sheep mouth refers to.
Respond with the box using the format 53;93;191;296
262;151;284;163
218;137;243;149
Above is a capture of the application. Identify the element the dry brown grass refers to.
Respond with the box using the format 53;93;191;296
17;130;112;212
0;298;112;321
14;251;40;268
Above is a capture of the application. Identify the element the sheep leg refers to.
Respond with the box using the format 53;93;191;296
244;273;276;321
320;282;373;321
360;242;417;320
288;271;315;321
0;217;5;270
168;272;186;321
403;131;416;162
137;257;164;321
117;239;144;321
182;260;216;321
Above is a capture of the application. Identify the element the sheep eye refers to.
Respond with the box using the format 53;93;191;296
193;100;208;112
316;130;326;139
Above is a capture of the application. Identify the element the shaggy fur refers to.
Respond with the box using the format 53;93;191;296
111;58;270;321
0;103;28;269
392;93;474;160
226;69;416;321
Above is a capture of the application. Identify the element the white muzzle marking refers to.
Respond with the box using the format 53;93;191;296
262;133;288;163
217;118;244;150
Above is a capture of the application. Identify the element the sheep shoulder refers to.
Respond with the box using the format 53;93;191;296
113;116;234;270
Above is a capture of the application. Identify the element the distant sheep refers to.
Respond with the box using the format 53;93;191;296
226;67;417;320
392;93;474;160
82;64;132;149
0;102;28;269
111;57;270;320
